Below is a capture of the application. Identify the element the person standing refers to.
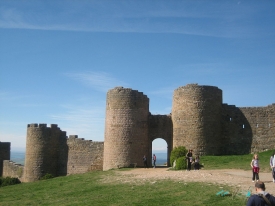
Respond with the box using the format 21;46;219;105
152;154;157;168
270;153;275;183
186;149;193;171
246;181;275;206
143;155;148;168
251;154;260;182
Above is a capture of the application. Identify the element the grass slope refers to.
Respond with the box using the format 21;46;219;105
200;150;273;172
0;150;273;206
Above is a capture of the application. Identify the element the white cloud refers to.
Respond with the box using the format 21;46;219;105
0;133;26;150
0;1;267;38
49;104;105;141
65;71;127;92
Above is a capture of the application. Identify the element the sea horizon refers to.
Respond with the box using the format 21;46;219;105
10;151;168;166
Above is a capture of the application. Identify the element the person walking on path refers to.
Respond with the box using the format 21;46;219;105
152;154;157;168
186;149;193;171
246;181;275;206
251;154;260;182
270;153;275;183
143;155;148;168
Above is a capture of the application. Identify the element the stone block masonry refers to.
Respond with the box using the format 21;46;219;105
103;87;149;171
67;135;104;174
3;160;24;181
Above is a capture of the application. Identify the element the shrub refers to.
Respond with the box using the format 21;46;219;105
40;173;55;180
175;156;187;170
0;177;21;187
170;146;188;168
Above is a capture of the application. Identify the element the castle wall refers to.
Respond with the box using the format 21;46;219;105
103;87;149;170
67;135;104;174
221;104;253;154
172;84;223;155
148;114;173;166
0;142;10;176
221;104;275;154
2;160;24;181
23;124;66;182
2;84;274;179
240;104;275;153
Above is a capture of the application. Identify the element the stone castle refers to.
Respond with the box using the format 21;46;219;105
0;84;274;182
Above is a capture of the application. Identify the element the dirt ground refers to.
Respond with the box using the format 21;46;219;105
107;167;275;195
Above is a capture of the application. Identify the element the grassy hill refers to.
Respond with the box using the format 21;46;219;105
0;150;273;206
200;150;273;172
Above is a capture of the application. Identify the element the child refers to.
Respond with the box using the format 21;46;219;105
251;154;260;182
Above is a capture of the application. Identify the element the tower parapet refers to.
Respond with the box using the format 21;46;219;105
103;87;149;170
172;84;223;155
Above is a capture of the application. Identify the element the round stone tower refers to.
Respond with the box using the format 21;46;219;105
23;124;63;182
172;84;222;155
103;87;149;170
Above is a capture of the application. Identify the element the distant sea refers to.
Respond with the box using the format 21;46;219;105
10;151;25;165
9;151;168;167
152;153;168;166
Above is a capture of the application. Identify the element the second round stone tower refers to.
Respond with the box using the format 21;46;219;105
103;87;149;170
172;84;223;155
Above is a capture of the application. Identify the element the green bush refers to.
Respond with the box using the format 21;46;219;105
0;176;21;187
170;146;188;167
175;156;187;170
40;173;55;180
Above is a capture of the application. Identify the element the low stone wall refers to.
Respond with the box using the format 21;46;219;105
2;160;24;181
67;135;104;175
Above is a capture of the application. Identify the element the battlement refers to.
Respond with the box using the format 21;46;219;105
27;123;47;128
27;123;60;129
108;87;148;98
175;83;221;92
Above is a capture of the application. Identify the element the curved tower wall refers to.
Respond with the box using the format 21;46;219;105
172;84;222;155
23;124;64;182
103;87;149;170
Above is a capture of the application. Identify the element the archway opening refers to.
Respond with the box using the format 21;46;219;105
152;138;168;167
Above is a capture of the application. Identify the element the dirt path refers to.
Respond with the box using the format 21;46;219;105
109;167;275;195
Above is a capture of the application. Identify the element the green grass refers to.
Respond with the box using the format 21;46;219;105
1;150;273;205
200;150;273;172
0;171;246;206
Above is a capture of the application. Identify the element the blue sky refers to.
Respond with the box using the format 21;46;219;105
0;0;274;153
